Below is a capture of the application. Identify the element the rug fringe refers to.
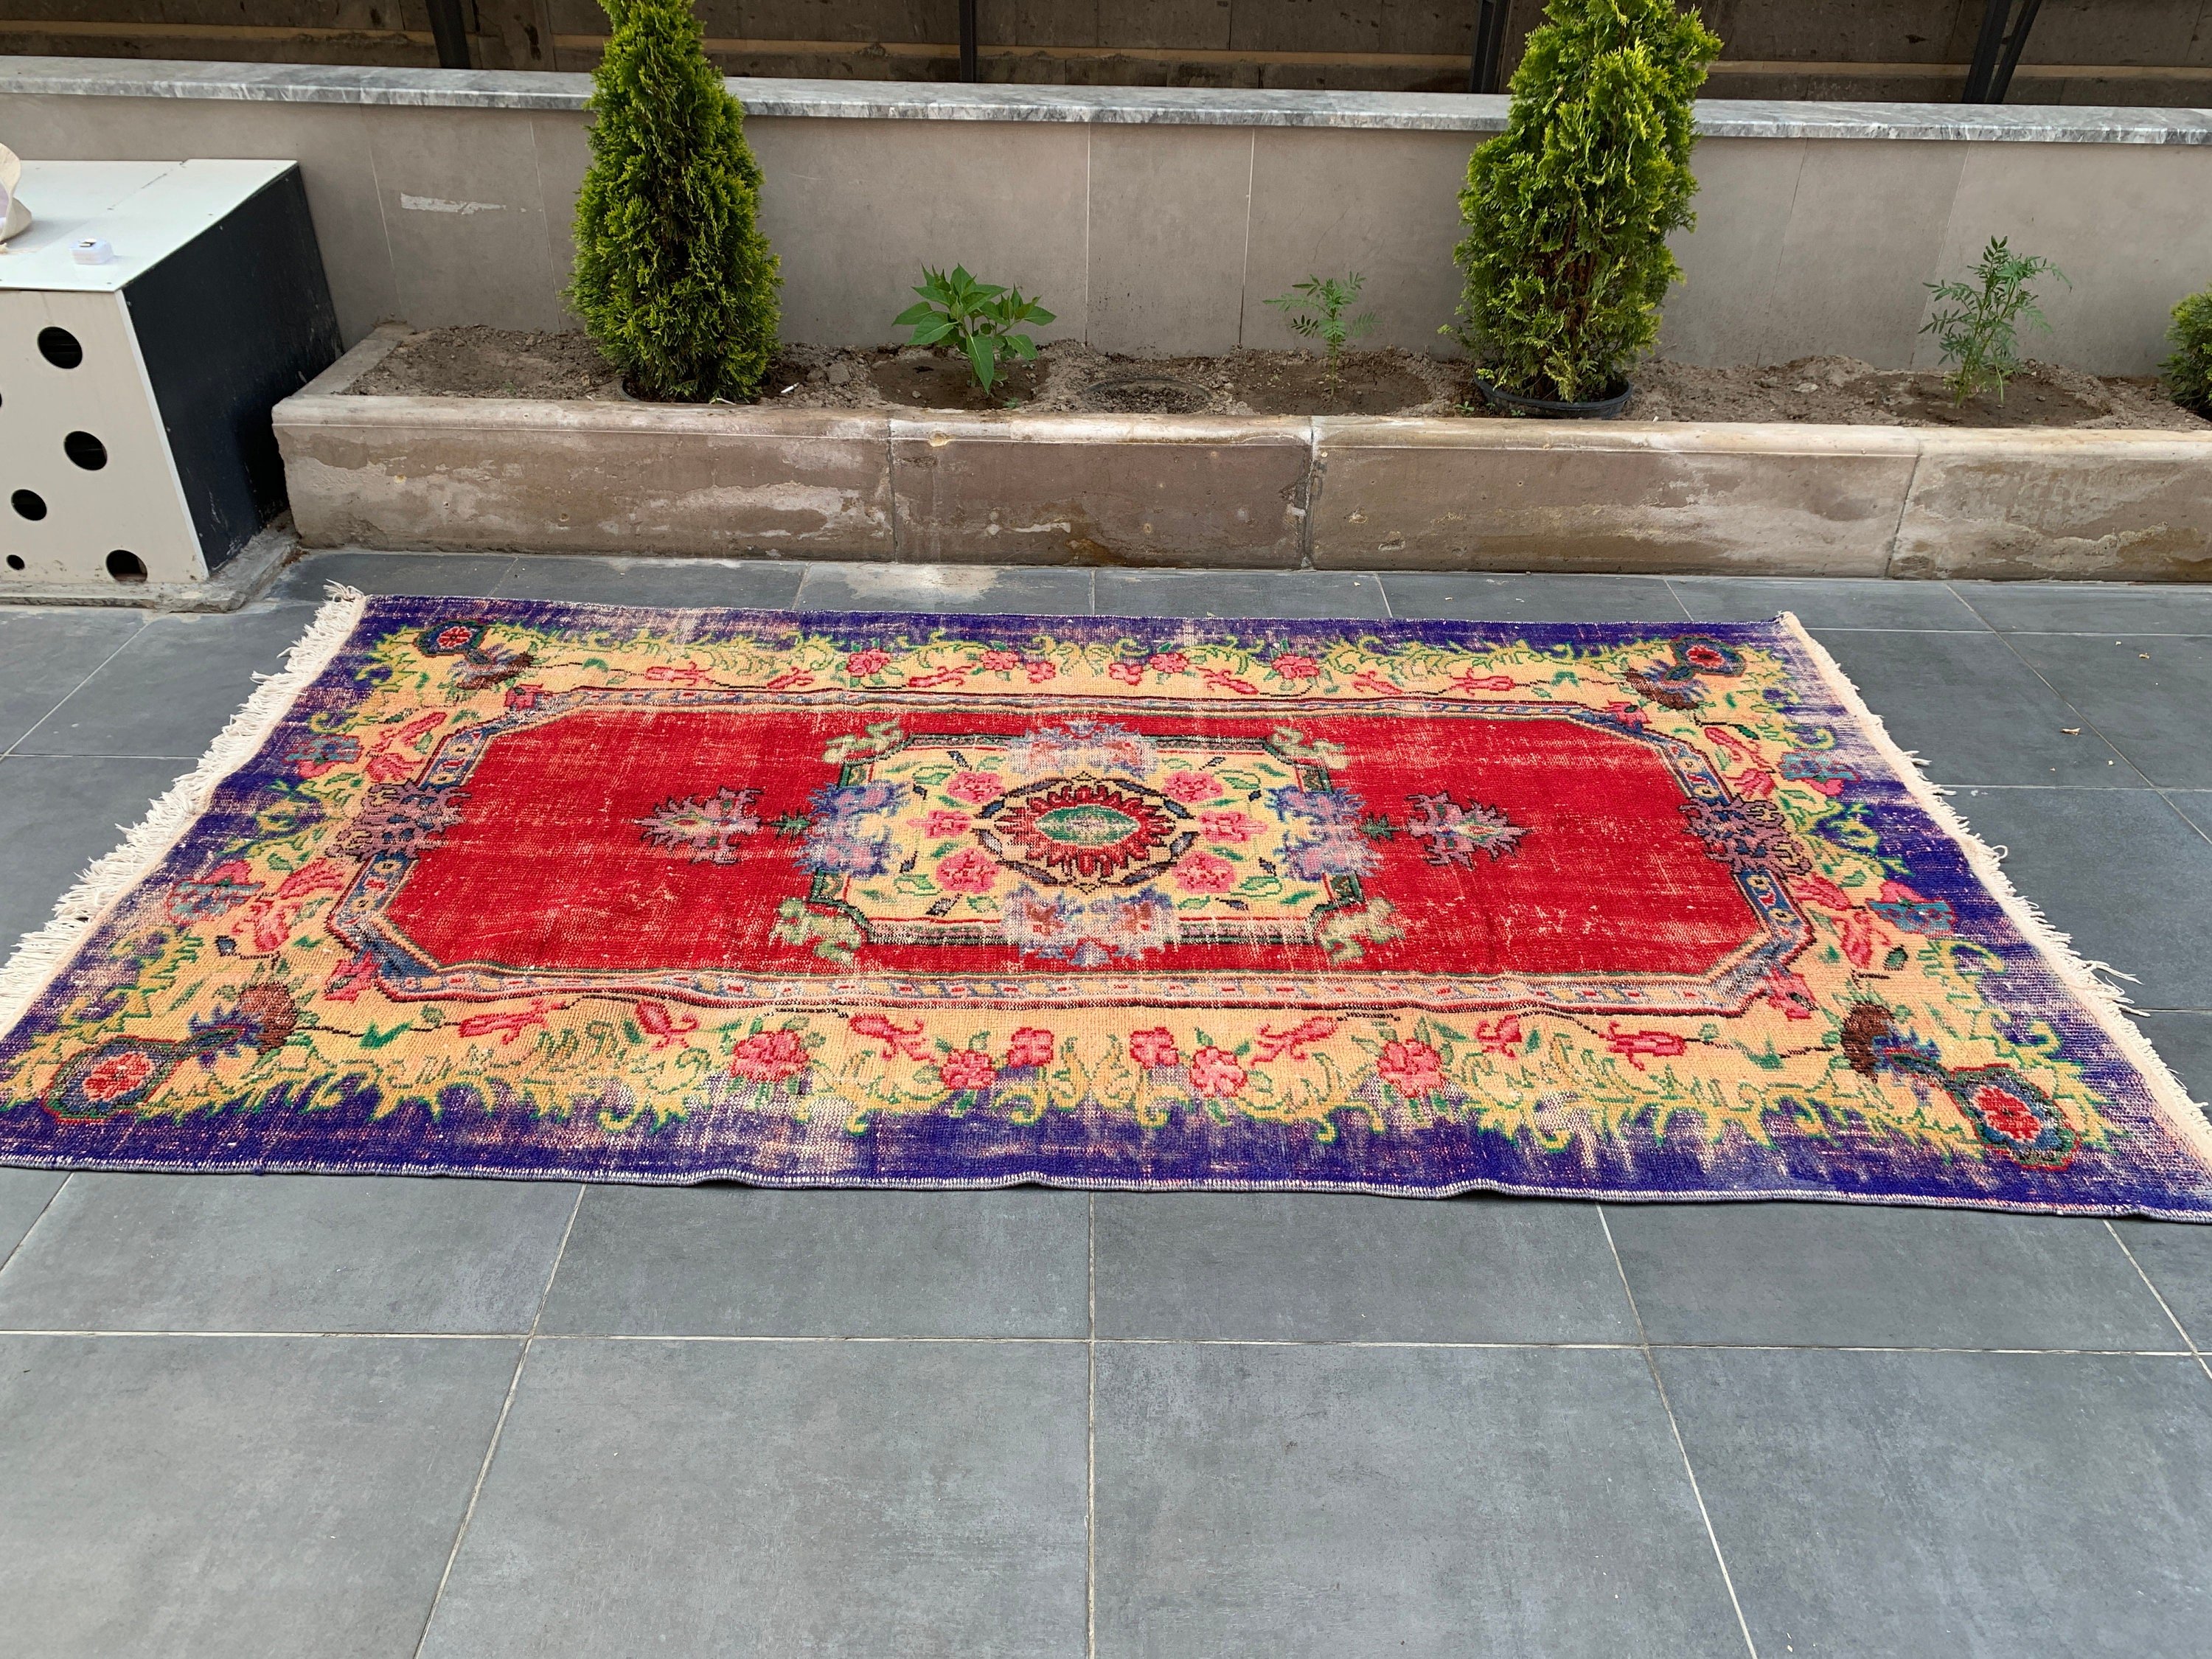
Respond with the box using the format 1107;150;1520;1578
0;585;370;1031
1777;611;2212;1160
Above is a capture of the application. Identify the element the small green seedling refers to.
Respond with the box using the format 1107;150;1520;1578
894;265;1054;397
1265;273;1377;393
1921;237;2068;405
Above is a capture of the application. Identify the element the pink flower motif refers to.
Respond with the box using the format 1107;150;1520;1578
728;1028;811;1082
1023;659;1057;684
433;625;476;650
1197;811;1259;844
937;846;1001;894
1271;654;1321;681
939;1048;999;1091
1377;1038;1445;1095
978;650;1021;672
1189;1046;1248;1099
1149;652;1190;675
1163;771;1221;805
504;685;542;712
947;771;1004;804
1605;1025;1688;1072
846;649;891;677
1175;850;1237;894
1685;644;1729;669
1605;700;1649;730
80;1050;156;1103
1974;1084;2043;1143
1005;1027;1056;1068
1130;1027;1181;1070
914;809;972;838
1108;661;1144;686
1475;1015;1523;1056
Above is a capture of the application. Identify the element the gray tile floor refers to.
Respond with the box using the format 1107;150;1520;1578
2;552;2211;1658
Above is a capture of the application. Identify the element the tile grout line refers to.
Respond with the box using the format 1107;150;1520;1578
0;1172;69;1281
1;616;157;762
1599;1206;1761;1659
0;1327;2199;1357
2104;1220;2212;1385
409;1181;586;1659
2157;787;2212;853
1087;1191;1097;1659
1962;591;2160;788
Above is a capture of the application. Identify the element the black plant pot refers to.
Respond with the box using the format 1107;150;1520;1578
1474;375;1633;420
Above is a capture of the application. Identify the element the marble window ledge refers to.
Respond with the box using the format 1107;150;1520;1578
1;56;2208;145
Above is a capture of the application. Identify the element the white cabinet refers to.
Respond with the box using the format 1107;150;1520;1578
1;159;338;588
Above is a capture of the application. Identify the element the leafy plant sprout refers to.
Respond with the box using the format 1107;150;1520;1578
894;266;1055;399
1265;274;1377;394
1921;237;2069;406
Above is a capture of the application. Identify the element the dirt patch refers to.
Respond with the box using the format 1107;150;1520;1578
763;342;1461;417
861;352;1045;411
352;329;2208;431
1606;355;2206;431
352;326;627;400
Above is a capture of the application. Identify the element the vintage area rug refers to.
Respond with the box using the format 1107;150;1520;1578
1;591;2208;1216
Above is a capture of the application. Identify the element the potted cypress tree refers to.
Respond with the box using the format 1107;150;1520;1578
568;0;780;403
1449;0;1720;417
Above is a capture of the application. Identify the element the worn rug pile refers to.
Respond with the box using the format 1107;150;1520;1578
1;592;2207;1216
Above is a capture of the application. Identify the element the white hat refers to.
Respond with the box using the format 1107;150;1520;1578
0;144;30;243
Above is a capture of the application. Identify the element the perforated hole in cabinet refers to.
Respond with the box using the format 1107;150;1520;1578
38;327;84;369
63;431;108;470
4;554;23;571
105;549;147;582
10;489;46;521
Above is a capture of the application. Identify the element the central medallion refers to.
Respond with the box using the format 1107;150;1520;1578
978;773;1194;889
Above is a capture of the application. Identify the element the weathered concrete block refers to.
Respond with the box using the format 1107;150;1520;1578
888;414;1312;567
1309;417;1922;576
276;332;894;556
1893;429;2212;582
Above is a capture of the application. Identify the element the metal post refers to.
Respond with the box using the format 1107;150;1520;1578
1468;0;1509;96
959;0;979;83
426;0;473;71
1963;0;2042;103
1990;0;2044;102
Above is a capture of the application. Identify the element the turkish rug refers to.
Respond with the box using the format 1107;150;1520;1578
1;591;2208;1217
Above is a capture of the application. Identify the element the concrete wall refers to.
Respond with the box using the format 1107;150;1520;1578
2;62;2208;374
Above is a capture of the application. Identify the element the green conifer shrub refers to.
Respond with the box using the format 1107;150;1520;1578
2166;285;2212;417
568;0;779;402
1448;0;1720;403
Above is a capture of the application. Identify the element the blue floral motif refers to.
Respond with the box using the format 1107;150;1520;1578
1270;786;1376;880
799;782;900;877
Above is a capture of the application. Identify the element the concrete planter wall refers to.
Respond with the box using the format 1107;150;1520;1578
277;329;2212;582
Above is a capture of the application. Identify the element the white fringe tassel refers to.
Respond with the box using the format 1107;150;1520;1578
0;585;371;1031
1779;611;2212;1162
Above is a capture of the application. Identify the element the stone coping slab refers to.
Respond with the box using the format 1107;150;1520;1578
4;55;2210;144
273;327;2212;582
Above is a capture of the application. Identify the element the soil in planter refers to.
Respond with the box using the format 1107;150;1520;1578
1609;355;2205;431
1208;353;1436;416
762;344;1458;417
352;329;2208;431
858;352;1045;410
353;327;628;400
